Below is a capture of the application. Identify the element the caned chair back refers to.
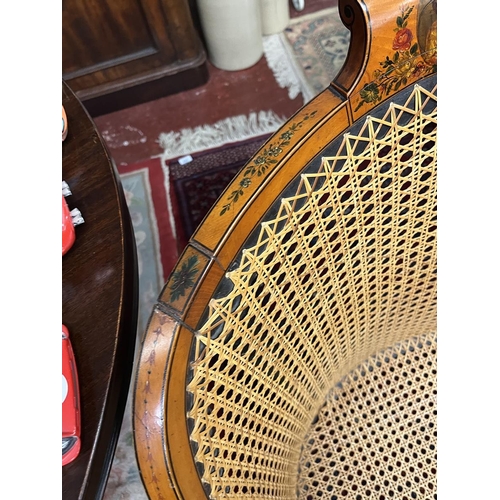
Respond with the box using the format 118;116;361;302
133;0;437;498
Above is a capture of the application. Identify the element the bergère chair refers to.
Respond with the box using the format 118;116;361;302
133;0;437;498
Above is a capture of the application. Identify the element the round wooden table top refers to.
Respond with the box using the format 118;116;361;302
62;81;138;500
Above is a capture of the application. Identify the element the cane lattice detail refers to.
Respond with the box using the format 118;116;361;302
187;83;437;499
297;331;436;500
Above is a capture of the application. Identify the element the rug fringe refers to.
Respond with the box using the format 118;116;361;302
158;110;286;162
263;34;303;102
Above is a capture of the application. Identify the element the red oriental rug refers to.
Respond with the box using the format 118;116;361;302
168;134;271;243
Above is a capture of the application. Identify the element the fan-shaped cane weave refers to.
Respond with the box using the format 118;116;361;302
187;83;437;499
297;331;436;500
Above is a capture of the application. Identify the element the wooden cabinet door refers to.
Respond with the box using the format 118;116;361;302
63;0;207;115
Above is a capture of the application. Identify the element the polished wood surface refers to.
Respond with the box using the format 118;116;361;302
132;0;437;498
62;81;138;499
62;0;208;116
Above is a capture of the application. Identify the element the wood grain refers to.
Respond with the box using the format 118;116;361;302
62;81;139;500
62;0;208;115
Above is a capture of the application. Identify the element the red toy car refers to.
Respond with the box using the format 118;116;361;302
62;324;81;466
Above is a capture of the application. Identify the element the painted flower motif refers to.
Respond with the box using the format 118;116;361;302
412;61;427;78
269;146;283;156
359;83;380;104
356;4;435;112
394;60;413;78
393;28;413;51
220;111;317;216
169;255;199;303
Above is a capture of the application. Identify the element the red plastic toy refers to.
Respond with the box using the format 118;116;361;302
62;182;84;256
62;196;76;256
62;324;81;466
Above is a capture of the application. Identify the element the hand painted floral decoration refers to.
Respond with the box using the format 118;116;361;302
356;3;437;111
168;254;199;303
220;111;317;216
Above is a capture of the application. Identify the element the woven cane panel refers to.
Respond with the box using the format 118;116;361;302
297;331;437;500
187;83;437;499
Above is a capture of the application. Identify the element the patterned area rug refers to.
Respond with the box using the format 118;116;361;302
103;159;179;500
283;7;350;97
170;134;271;242
264;7;350;103
120;169;164;336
